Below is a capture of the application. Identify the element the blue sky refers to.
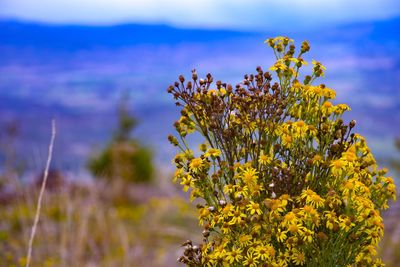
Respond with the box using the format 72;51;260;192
0;0;399;30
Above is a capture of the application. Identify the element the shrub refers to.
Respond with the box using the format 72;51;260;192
88;140;153;183
88;96;153;183
168;37;397;266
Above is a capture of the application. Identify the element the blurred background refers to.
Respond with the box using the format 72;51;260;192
0;0;399;266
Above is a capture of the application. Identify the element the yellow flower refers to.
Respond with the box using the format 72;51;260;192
276;229;288;242
224;184;235;195
243;251;259;267
291;249;306;265
312;59;326;77
205;148;221;158
180;175;194;192
300;189;314;201
189;157;203;173
323;87;336;99
270;59;288;72
310;85;323;97
322;101;334;115
282;134;293;148
247;201;262;215
300;189;325;208
221;203;234;218
312;154;323;165
279;194;292;206
249;183;264;196
282;212;298;227
254;244;275;260
173;167;184;183
239;234;253;246
324;210;338;230
228;207;246;225
258;152;272;165
301;228;314;243
206;89;218;96
233;185;250;198
330;159;346;177
343;180;355;196
334;103;351;114
309;194;325;208
265;198;286;215
288;223;304;234
226;247;243;264
300;205;320;226
343;146;357;162
276;252;290;266
294;120;308;138
220;222;232;234
198;206;211;225
198;143;207;152
339;215;354;232
241;167;258;186
219;87;227;96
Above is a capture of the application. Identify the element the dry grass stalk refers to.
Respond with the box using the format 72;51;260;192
25;119;56;267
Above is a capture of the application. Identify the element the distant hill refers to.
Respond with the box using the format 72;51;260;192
311;16;400;43
0;20;258;50
0;17;399;50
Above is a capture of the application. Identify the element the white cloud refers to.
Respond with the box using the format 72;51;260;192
0;0;399;29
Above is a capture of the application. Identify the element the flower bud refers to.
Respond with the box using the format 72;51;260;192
321;123;329;132
168;135;179;146
192;70;198;81
206;73;213;83
304;75;311;85
202;229;210;237
335;129;342;139
301;40;310;53
199;143;207;152
267;38;274;47
349;120;356;128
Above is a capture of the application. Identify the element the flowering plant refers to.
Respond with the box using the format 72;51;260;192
168;37;396;266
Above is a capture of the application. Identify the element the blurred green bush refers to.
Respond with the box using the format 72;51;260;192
88;96;153;183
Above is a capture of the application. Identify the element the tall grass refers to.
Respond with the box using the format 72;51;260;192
0;177;199;267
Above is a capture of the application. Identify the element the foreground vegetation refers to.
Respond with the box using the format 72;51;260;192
168;37;397;266
0;178;198;267
0;174;398;267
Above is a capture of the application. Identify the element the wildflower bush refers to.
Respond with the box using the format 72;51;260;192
168;37;397;266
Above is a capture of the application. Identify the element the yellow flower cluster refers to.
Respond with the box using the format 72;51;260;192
169;37;396;266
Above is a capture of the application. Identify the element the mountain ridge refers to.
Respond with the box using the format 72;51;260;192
1;16;399;50
0;19;259;49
